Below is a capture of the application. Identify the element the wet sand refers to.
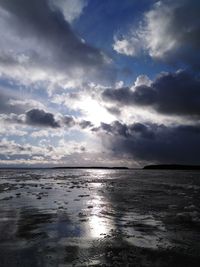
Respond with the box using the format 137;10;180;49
0;169;200;266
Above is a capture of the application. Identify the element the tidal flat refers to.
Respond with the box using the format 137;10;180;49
0;169;200;266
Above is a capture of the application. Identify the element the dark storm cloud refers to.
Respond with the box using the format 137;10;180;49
102;70;200;118
0;0;103;66
103;87;131;104
79;120;93;129
63;116;93;129
63;115;76;128
106;106;121;116
95;120;200;164
1;105;94;130
102;86;156;106
149;71;200;116
0;0;114;83
26;109;60;128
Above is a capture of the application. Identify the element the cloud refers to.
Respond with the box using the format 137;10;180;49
79;120;93;129
0;89;20;114
106;106;121;116
63;115;93;129
0;122;27;137
62;115;93;129
0;138;88;163
63;115;76;128
102;70;200;119
102;86;156;106
0;139;32;157
0;109;60;129
31;129;64;138
0;136;108;167
8;99;45;111
26;109;60;128
51;84;117;125
0;0;114;88
94;120;200;164
113;36;141;56
134;75;152;87
0;113;25;125
1;107;94;131
0;85;46;115
113;0;200;67
50;0;87;23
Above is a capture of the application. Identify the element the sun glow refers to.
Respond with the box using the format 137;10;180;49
79;97;115;125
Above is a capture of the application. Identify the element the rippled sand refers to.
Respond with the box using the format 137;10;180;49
0;169;200;266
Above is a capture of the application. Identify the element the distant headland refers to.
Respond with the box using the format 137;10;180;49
143;164;200;170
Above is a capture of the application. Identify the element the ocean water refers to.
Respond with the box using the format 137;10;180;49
0;169;200;266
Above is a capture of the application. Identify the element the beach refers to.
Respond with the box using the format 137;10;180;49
0;169;200;266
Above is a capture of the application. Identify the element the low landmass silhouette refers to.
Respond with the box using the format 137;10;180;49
143;164;200;170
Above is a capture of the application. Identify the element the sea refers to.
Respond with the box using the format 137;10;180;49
0;169;200;266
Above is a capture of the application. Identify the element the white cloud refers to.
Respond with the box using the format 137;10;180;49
113;35;141;56
140;1;179;59
0;123;27;137
50;0;88;23
8;99;45;111
112;0;200;67
31;130;50;138
133;75;152;87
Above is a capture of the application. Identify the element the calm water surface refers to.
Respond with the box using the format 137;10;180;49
0;169;200;266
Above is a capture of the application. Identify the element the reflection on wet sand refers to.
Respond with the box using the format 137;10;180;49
0;169;200;266
87;192;113;238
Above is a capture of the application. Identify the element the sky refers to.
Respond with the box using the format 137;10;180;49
0;0;200;167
